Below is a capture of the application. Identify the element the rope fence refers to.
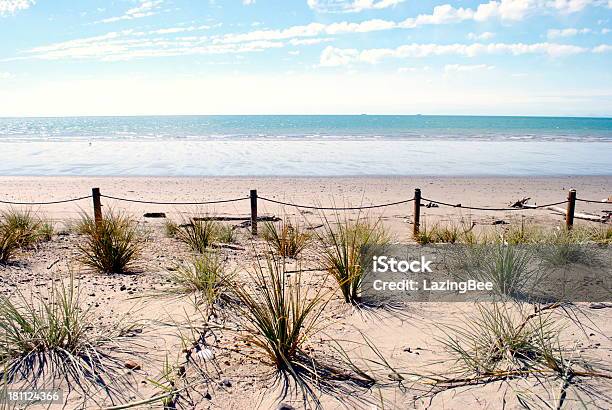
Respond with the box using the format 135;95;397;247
421;198;570;211
258;196;414;210
0;187;609;235
0;195;92;205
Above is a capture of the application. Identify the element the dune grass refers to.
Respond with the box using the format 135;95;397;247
440;303;563;376
262;218;310;259
433;302;612;408
0;276;135;402
76;210;143;274
318;214;390;305
415;219;480;245
173;218;220;253
0;208;50;263
167;252;232;308
228;253;332;402
216;224;236;244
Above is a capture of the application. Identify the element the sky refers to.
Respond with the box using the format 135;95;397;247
0;0;611;117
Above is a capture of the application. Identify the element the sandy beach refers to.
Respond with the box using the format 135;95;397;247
0;175;610;409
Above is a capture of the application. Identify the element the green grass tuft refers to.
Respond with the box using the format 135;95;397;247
174;218;220;253
0;209;46;263
0;276;135;401
76;210;143;274
262;218;310;259
168;252;232;307
318;214;390;304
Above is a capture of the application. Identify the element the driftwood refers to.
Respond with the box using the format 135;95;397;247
211;243;246;251
143;212;166;218
509;197;531;208
546;206;610;223
193;215;280;222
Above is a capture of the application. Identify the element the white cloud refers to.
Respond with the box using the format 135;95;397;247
397;66;430;73
0;0;34;16
0;71;14;78
308;0;404;13
473;0;537;22
319;46;359;66
98;0;163;24
288;37;334;45
546;0;594;13
547;28;592;38
602;28;611;34
243;0;255;4
320;42;590;66
592;44;612;52
444;63;495;72
16;29;285;61
468;32;495;40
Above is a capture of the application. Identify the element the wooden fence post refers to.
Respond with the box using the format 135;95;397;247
250;189;258;235
92;187;102;223
413;188;421;238
566;189;576;230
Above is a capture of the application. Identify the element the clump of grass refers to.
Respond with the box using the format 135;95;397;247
0;230;19;263
0;209;47;263
164;219;179;238
479;245;542;298
228;253;331;401
76;210;143;273
168;252;232;307
216;224;236;244
319;214;390;304
262;218;310;258
440;303;563;376
0;276;134;401
502;219;544;245
415;223;464;245
38;222;54;241
174;218;220;253
538;227;595;267
0;208;42;247
230;254;325;369
414;220;436;245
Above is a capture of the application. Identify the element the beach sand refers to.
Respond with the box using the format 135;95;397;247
0;176;610;409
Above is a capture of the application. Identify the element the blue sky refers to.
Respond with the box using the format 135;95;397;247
0;0;611;116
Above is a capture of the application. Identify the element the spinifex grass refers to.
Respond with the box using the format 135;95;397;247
538;227;599;267
318;214;390;304
433;302;612;408
168;252;233;308
77;210;143;274
0;208;47;263
415;219;480;245
262;218;310;258
174;218;220;253
216;224;236;244
440;303;563;376
0;276;135;401
479;245;542;298
228;253;330;401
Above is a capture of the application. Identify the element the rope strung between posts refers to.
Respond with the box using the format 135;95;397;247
0;195;92;205
99;194;250;205
576;198;610;204
258;196;414;210
420;197;569;211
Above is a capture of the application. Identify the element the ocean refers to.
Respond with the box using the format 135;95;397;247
1;115;611;176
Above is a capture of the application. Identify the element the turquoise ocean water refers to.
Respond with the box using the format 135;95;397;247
1;115;610;176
